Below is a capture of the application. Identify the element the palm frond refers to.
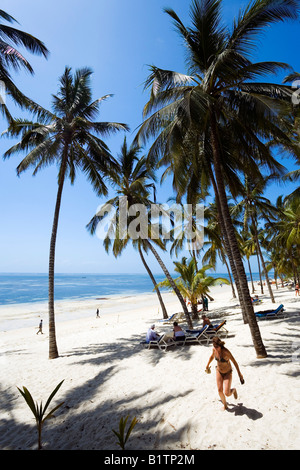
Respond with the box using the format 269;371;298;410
0;24;48;58
0;10;18;24
229;0;300;56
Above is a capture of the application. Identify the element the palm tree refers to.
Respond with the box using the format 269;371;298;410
137;244;168;319
240;229;257;295
87;137;193;327
280;71;300;201
231;174;278;302
203;239;237;299
271;195;300;283
157;257;229;319
3;67;129;359
0;9;49;112
166;197;206;269
264;195;295;282
136;0;300;357
87;137;168;319
203;201;243;300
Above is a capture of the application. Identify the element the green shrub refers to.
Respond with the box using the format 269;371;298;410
112;415;138;450
18;380;64;450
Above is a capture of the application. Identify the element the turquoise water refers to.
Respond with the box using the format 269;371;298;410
0;272;264;306
0;273;166;305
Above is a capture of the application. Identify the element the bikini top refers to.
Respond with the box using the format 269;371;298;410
215;355;229;363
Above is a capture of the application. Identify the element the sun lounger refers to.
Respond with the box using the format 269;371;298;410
213;320;228;337
158;313;177;323
173;334;187;345
160;312;186;324
184;325;210;345
146;333;176;351
255;304;285;320
201;320;228;339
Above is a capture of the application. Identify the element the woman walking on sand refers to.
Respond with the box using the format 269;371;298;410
205;336;244;410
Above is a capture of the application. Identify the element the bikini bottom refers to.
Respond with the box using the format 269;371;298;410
216;367;232;379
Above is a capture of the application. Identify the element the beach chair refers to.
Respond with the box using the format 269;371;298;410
205;320;228;339
173;334;187;346
146;333;176;351
255;304;285;320
184;325;210;346
161;312;185;324
158;313;176;323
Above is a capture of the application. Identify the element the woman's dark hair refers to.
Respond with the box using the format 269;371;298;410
212;336;225;348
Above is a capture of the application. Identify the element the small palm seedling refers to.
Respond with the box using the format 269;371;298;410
112;415;138;450
17;380;64;450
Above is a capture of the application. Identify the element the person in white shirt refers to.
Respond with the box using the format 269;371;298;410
146;324;160;343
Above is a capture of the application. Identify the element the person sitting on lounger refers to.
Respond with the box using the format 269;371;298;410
173;321;185;341
202;314;212;328
146;324;160;343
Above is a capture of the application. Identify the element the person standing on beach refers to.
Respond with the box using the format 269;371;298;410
295;284;299;296
36;319;43;335
96;308;100;318
205;336;244;410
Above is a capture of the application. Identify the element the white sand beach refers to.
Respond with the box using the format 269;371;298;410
1;283;300;450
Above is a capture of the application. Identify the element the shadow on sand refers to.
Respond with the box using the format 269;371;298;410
227;402;263;420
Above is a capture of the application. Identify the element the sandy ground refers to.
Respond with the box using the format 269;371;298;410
1;282;300;450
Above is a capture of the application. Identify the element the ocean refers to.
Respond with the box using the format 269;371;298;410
0;271;266;306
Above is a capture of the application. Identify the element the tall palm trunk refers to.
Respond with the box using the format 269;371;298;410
48;148;68;359
256;247;264;294
210;113;267;358
252;216;275;303
247;258;255;294
224;257;236;298
274;270;278;289
191;302;199;320
145;239;193;329
208;165;248;323
138;245;168;319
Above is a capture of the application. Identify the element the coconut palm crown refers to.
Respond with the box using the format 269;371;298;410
87;137;194;327
0;9;49;113
157;257;229;319
135;0;300;357
3;67;129;358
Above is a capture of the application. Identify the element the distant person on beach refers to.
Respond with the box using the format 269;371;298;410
173;321;185;341
36;319;43;335
203;296;208;311
296;284;299;296
205;336;244;411
96;308;100;318
202;314;212;328
145;324;160;343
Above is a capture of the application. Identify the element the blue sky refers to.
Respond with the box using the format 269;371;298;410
0;0;299;274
